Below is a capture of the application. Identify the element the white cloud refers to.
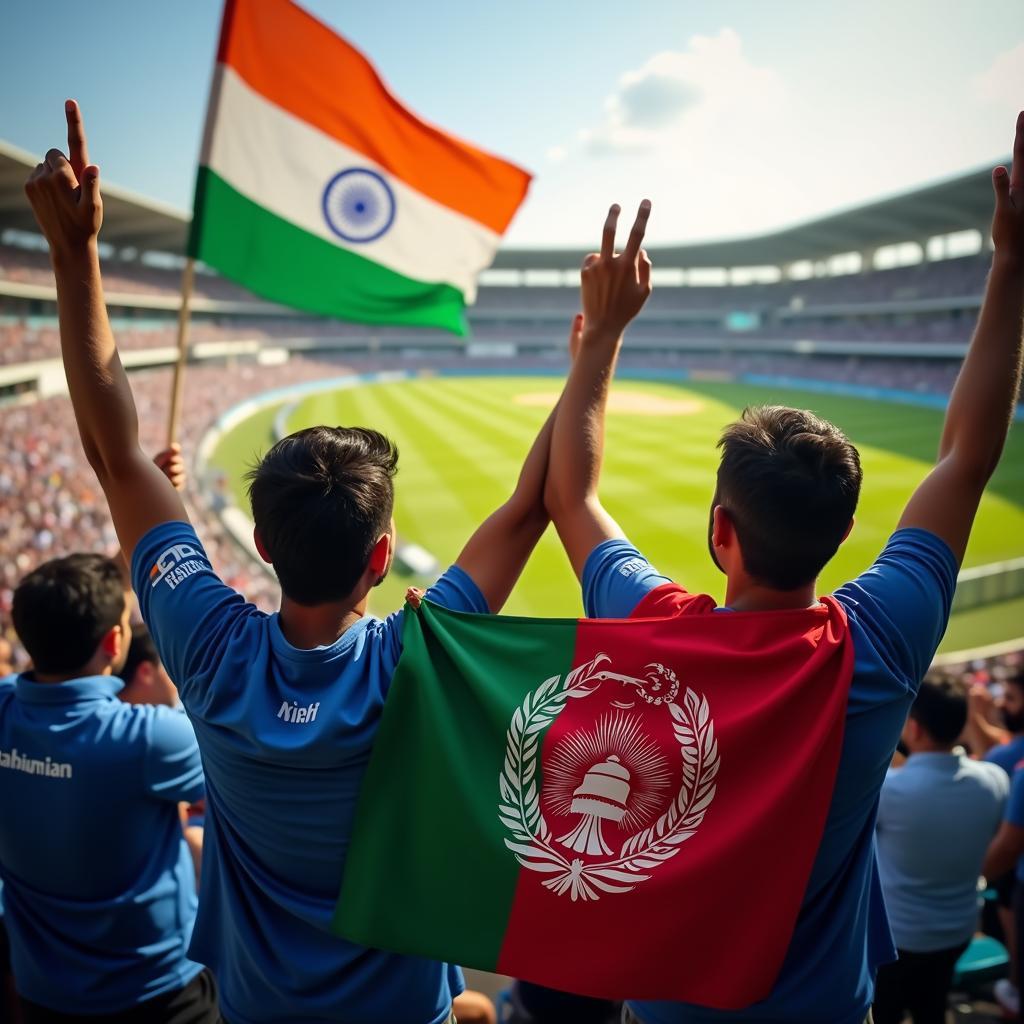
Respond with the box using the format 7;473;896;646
576;29;785;157
504;28;1013;247
973;40;1024;113
545;144;568;164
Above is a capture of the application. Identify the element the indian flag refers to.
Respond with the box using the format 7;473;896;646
188;0;531;333
332;595;854;1006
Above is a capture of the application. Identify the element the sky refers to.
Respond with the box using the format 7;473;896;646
1;0;1021;248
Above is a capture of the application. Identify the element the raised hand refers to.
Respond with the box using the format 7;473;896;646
153;443;187;492
23;100;102;258
579;200;653;341
992;111;1024;266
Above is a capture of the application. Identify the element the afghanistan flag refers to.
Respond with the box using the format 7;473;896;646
333;592;854;1007
189;0;531;333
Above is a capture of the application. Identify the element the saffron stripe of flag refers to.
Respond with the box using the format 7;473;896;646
332;598;853;1007
189;0;531;332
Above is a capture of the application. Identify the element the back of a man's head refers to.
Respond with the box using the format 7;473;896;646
247;425;399;606
12;554;127;676
910;675;968;747
119;624;179;708
715;405;863;590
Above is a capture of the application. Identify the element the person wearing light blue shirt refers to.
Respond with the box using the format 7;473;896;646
874;675;1008;1024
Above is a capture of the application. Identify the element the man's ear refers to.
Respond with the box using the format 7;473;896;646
253;528;272;565
840;517;855;544
711;505;732;550
903;717;920;747
133;660;155;689
368;534;391;578
99;623;123;664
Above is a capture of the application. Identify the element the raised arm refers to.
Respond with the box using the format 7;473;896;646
543;201;653;579
24;101;188;560
453;316;584;612
898;112;1024;563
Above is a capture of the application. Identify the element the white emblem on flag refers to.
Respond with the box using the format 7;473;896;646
322;168;397;243
498;655;719;902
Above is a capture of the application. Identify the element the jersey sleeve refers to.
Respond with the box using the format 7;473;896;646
422;564;489;615
832;528;958;691
377;564;489;669
143;706;205;804
131;521;253;704
581;539;676;619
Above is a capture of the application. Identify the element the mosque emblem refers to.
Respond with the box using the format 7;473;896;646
498;655;719;902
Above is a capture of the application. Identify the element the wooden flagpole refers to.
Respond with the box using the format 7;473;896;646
166;257;196;446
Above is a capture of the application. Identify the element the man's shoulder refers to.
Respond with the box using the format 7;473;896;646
961;755;1011;793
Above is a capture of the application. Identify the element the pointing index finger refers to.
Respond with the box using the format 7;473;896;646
623;199;652;261
601;204;620;260
65;99;89;180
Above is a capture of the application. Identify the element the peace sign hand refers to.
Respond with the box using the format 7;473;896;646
579;200;653;342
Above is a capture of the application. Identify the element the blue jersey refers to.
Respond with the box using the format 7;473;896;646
582;528;957;1024
133;521;487;1024
0;674;204;1014
1002;769;1024;881
985;735;1024;776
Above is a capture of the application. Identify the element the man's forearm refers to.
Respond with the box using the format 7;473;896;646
939;255;1024;475
546;331;620;513
454;399;558;612
509;400;558;516
53;246;141;475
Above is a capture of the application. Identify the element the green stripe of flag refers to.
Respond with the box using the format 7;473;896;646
333;601;578;966
188;167;468;334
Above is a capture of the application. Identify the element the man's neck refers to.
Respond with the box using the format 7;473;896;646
907;740;956;756
278;595;368;650
723;578;819;612
31;657;112;684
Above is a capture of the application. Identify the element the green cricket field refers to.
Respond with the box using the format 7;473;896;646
208;374;1024;655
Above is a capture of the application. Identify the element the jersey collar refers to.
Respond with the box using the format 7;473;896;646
15;674;124;704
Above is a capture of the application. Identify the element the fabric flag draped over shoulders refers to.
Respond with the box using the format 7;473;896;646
188;0;531;334
333;595;854;1008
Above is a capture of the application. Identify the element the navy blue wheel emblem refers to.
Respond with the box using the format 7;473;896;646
322;168;396;244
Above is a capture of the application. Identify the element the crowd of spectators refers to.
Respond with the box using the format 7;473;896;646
0;244;994;366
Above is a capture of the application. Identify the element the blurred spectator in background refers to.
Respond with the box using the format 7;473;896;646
983;668;1024;774
0;640;13;679
984;742;1024;1024
874;676;1008;1024
119;624;179;708
964;665;1024;1009
118;624;204;888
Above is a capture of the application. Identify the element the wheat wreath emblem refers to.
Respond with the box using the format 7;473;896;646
497;653;720;902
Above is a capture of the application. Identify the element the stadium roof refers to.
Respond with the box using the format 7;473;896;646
0;137;1003;267
0;140;189;252
491;163;1002;270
